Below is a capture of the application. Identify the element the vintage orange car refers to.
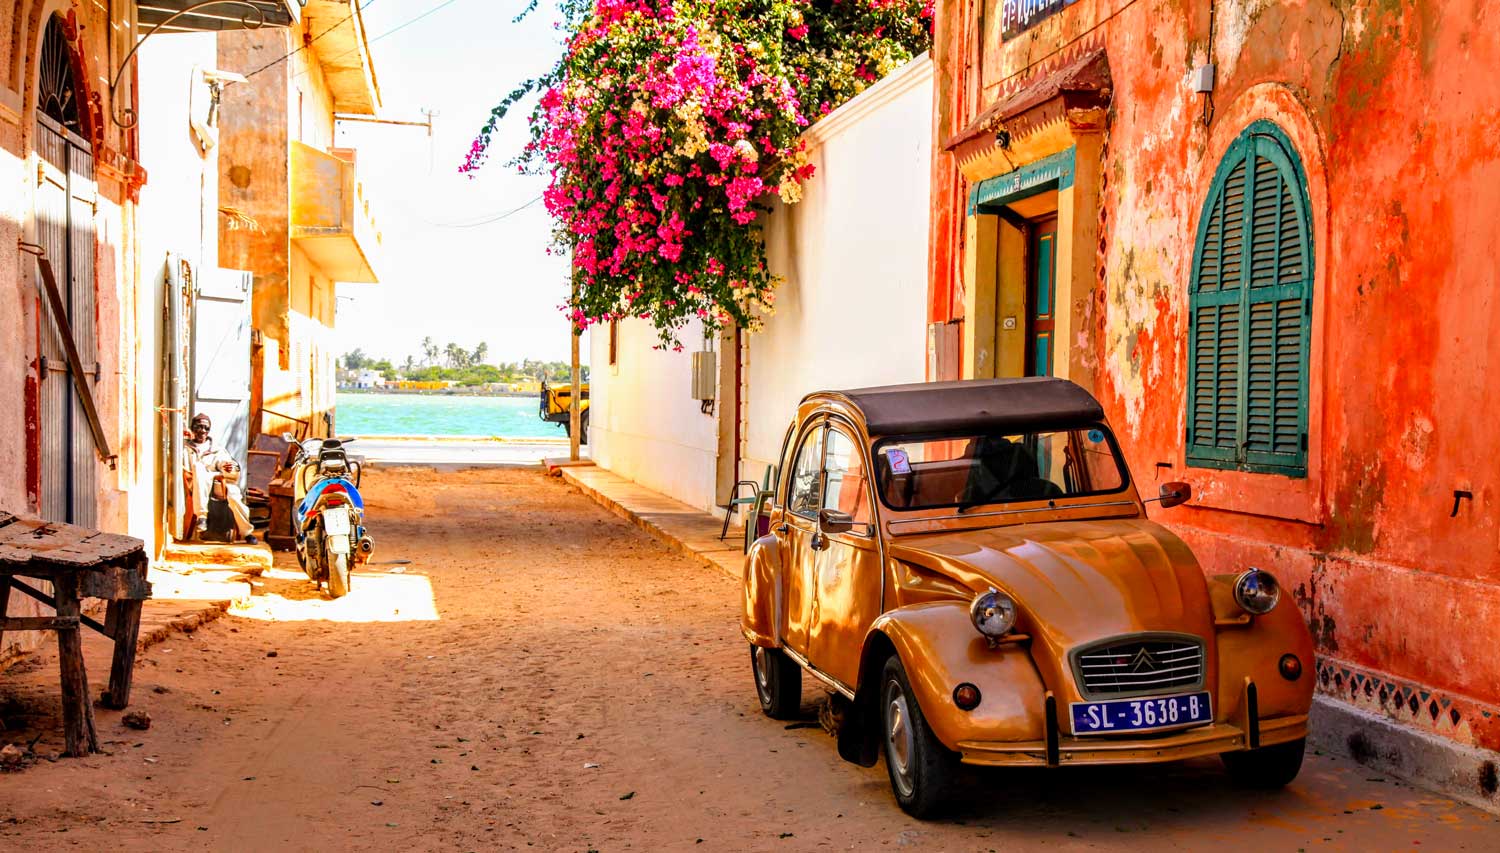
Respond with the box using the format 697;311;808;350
742;378;1314;816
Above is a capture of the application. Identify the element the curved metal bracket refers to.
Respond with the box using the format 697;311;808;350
108;1;269;129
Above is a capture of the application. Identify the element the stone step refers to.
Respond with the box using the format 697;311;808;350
160;540;273;574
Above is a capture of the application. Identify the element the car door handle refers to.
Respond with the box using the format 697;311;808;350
774;523;790;535
810;531;829;552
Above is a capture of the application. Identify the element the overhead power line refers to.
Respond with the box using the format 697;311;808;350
293;0;471;80
246;0;376;78
429;195;543;229
368;0;467;45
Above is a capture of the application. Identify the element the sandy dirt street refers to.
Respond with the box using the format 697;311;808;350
1;466;1496;851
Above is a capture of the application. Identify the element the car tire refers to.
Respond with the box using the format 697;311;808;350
750;645;801;720
880;655;958;818
1221;737;1305;788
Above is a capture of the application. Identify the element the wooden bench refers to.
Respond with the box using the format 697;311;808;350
0;512;151;757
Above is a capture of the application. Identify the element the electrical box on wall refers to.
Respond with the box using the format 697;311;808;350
1192;63;1216;94
690;351;716;401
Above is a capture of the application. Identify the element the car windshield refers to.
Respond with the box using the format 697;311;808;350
873;426;1128;511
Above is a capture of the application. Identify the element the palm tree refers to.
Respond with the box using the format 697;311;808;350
421;337;439;366
444;342;469;369
471;341;489;366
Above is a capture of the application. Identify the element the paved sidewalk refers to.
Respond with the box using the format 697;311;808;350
558;463;746;578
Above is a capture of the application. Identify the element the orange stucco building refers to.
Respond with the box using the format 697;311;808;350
927;0;1500;805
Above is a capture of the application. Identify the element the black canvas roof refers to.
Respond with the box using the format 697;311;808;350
822;377;1105;436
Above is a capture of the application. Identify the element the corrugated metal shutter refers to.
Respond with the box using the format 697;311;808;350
1187;122;1312;477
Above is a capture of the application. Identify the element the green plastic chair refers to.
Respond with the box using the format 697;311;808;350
720;464;776;545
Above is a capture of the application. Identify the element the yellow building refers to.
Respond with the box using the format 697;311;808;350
217;0;383;440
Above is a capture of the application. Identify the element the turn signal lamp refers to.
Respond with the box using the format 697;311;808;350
1233;568;1280;615
1279;654;1303;681
953;683;982;711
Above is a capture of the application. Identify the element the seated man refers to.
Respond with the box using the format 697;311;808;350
184;413;256;544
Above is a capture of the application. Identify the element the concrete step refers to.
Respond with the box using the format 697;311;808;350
160;540;273;575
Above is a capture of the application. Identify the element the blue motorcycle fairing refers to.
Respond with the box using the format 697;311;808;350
295;476;365;527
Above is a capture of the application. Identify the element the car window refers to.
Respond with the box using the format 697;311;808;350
874;426;1128;511
823;427;871;525
786;425;825;518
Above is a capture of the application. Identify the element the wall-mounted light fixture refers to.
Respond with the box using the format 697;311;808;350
109;1;269;128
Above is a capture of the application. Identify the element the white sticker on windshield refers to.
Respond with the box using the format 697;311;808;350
885;448;912;474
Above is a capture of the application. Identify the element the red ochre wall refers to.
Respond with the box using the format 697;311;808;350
929;0;1500;752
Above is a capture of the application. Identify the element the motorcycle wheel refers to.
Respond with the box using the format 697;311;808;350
327;551;351;599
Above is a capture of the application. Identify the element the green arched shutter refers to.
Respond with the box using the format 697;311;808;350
1187;122;1312;476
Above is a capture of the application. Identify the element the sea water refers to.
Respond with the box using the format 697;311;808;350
335;392;564;438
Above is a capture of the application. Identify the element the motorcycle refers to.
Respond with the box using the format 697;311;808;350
285;434;372;598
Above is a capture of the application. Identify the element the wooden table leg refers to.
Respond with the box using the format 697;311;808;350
102;599;144;710
54;576;100;756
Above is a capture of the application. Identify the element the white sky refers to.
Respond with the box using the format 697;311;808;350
331;0;585;366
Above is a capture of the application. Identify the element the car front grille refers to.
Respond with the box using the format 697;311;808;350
1073;635;1205;698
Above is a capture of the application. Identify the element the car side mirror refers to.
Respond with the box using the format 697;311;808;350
818;508;855;535
1156;481;1191;508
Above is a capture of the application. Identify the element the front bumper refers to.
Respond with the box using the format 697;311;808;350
959;713;1307;767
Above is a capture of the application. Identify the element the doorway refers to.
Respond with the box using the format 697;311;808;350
33;16;98;526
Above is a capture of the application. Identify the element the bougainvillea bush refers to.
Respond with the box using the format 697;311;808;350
464;0;931;345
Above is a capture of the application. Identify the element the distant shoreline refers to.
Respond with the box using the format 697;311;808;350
337;388;539;398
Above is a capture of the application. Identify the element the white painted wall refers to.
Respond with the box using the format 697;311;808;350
589;55;934;513
136;32;221;553
589;317;721;512
744;55;934;480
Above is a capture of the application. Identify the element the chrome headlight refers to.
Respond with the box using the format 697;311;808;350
970;587;1017;639
1234;568;1280;615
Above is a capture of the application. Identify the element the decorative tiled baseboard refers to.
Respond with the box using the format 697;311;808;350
1316;656;1500;754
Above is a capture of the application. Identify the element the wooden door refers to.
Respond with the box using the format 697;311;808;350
1026;216;1058;377
34;114;97;526
193;268;254;467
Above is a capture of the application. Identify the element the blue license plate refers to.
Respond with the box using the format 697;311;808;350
1070;691;1213;736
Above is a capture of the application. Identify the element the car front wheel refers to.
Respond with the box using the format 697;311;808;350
750;645;801;719
1221;737;1305;788
880;655;957;818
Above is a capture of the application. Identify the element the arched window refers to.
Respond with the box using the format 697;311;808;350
38;15;84;135
1187;121;1313;477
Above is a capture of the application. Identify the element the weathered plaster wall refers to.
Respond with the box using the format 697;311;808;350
0;0;142;659
269;242;338;436
218;27;291;350
931;0;1500;763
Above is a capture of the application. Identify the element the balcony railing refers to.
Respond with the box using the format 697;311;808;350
289;142;383;283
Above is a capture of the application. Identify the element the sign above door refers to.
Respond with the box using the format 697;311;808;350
1002;0;1081;41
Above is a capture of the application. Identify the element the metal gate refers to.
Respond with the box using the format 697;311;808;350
34;113;98;527
191;268;253;467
